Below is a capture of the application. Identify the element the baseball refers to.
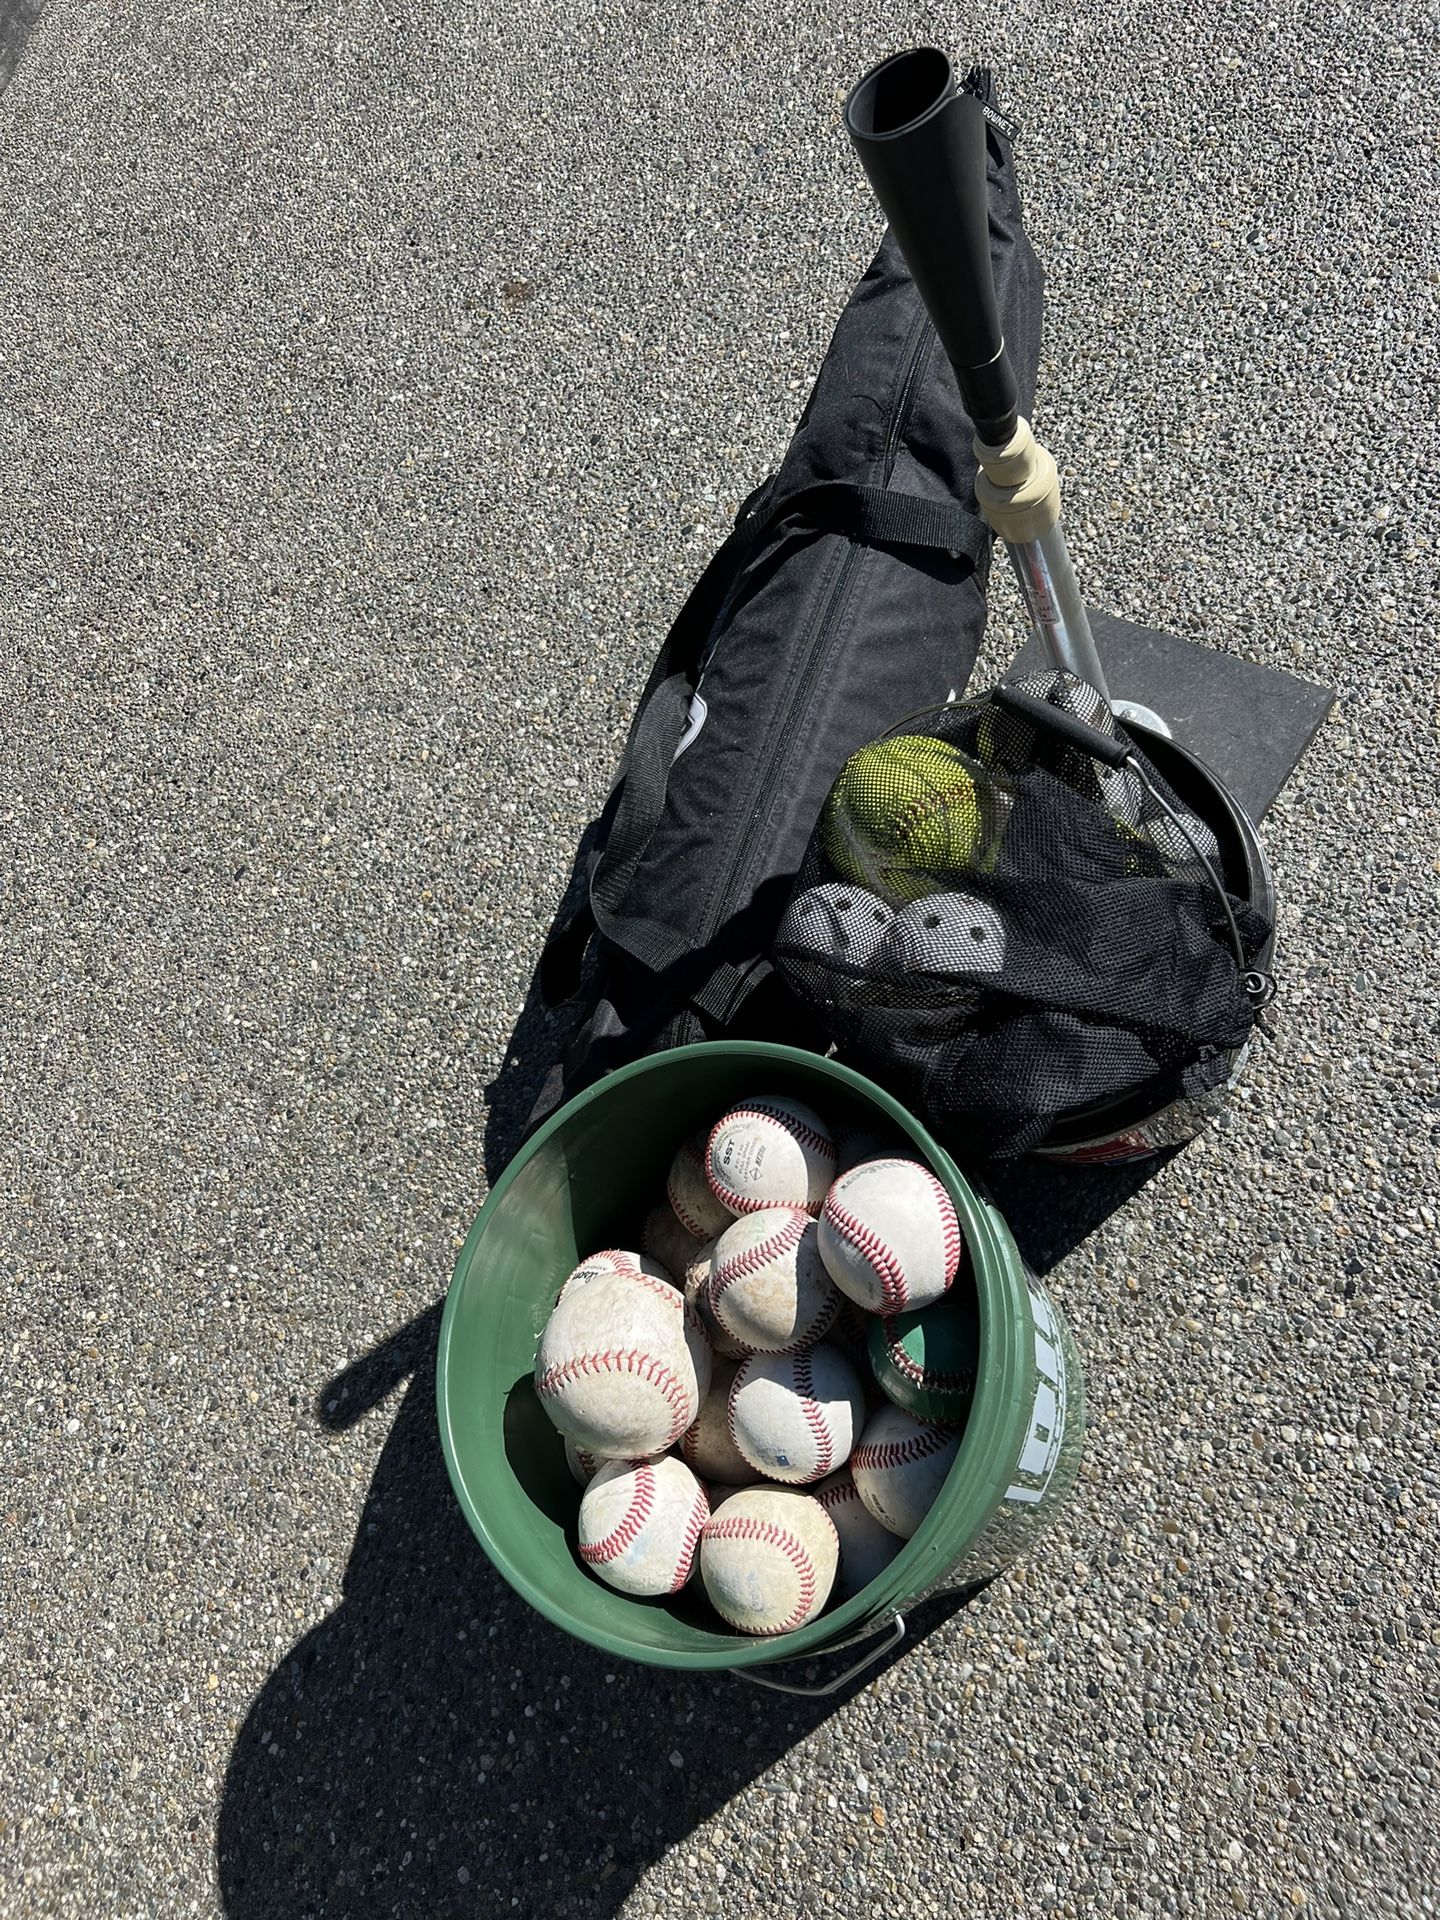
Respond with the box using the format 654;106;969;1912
559;1248;676;1303
818;1157;962;1315
563;1435;608;1486
850;1404;961;1539
699;1486;838;1635
728;1343;864;1486
680;1235;748;1360
641;1202;704;1287
1143;805;1223;875
885;889;1008;978
666;1129;736;1241
868;1298;979;1426
813;1469;905;1599
828;1295;874;1378
578;1457;710;1597
833;1121;905;1175
707;1206;841;1355
679;1358;754;1485
706;1095;837;1216
534;1268;712;1457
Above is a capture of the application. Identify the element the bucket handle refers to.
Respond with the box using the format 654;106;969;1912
726;1610;906;1697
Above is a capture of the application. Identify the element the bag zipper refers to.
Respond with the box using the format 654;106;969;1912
693;305;939;1002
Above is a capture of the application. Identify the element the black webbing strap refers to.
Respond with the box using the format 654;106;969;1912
538;479;989;1011
768;482;989;567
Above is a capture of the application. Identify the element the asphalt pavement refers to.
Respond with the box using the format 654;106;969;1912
1;1;1436;1915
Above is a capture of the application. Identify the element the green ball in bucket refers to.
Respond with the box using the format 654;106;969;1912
436;1041;1085;1678
868;1299;980;1427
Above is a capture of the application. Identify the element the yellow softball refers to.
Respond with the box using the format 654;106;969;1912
820;735;997;903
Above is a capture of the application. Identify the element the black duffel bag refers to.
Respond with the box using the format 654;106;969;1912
526;71;1042;1132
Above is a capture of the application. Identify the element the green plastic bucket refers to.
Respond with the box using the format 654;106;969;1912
437;1042;1085;1682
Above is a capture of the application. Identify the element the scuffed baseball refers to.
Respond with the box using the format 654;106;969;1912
679;1358;753;1485
578;1457;710;1596
813;1469;905;1599
666;1129;736;1241
699;1486;838;1635
833;1122;906;1175
559;1248;676;1304
564;1436;606;1486
679;1235;748;1361
642;1203;704;1285
850;1404;961;1539
706;1095;837;1216
707;1206;841;1355
535;1269;712;1457
728;1344;864;1486
817;1157;962;1315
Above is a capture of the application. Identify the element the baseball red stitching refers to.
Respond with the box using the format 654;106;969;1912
814;1476;861;1514
667;1135;715;1240
822;1194;909;1314
710;1205;814;1328
579;1463;656;1566
852;1425;953;1474
881;1321;976;1393
618;1266;684;1313
568;1254;683;1315
537;1349;692;1447
725;1363;747;1459
706;1104;836;1216
745;1101;835;1163
793;1350;834;1480
920;1168;964;1285
670;1483;710;1592
702;1516;819;1635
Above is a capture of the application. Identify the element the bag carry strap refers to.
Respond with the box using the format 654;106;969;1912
769;482;989;565
539;479;988;1011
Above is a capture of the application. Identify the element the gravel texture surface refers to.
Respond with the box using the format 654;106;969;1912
2;1;1437;1916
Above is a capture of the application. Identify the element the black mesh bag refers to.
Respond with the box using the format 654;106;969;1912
773;671;1275;1159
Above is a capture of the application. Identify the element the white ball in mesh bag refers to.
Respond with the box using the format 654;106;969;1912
1095;760;1145;829
885;890;1008;978
1144;806;1223;873
778;882;895;972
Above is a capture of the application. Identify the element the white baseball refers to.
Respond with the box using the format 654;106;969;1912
1143;806;1222;873
699;1486;838;1635
706;1480;761;1509
817;1157;962;1315
813;1469;905;1598
641;1203;703;1285
680;1235;748;1360
679;1358;753;1485
563;1436;606;1486
534;1269;712;1457
833;1123;904;1175
827;1296;874;1378
706;1094;837;1216
707;1206;841;1355
578;1457;710;1596
850;1404;961;1539
666;1129;736;1241
727;1344;864;1486
559;1248;675;1304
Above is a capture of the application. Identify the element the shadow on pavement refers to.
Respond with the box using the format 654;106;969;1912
0;0;44;96
215;1315;987;1920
